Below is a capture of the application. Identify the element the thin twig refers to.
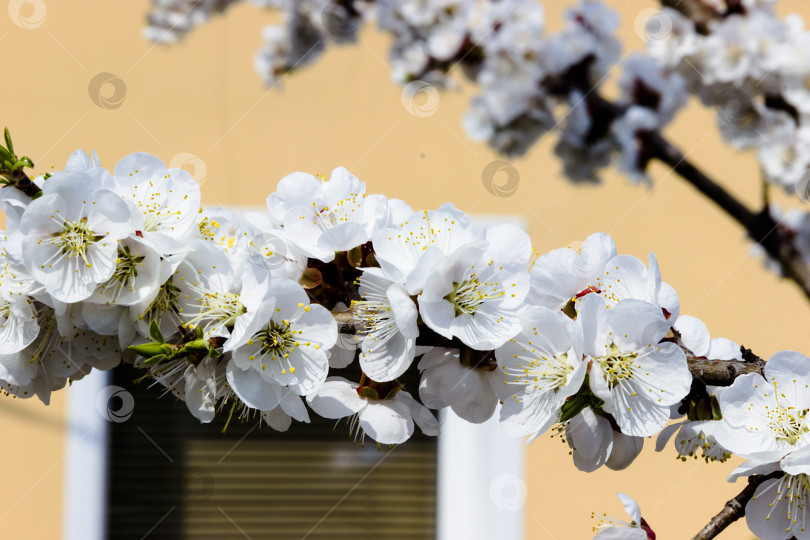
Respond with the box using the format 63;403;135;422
692;472;783;540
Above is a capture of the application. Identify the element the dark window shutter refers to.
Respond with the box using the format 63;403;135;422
108;363;437;540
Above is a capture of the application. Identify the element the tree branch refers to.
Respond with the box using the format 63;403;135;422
686;353;765;386
692;472;783;540
640;131;810;302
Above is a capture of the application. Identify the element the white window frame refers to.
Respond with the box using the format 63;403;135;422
64;369;110;540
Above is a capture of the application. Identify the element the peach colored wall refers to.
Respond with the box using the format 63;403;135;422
1;1;809;538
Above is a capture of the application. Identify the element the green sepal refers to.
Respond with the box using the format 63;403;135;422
347;245;364;268
710;394;723;421
129;342;173;359
143;354;168;366
178;339;210;357
149;319;165;343
357;386;380;400
558;375;603;423
299;267;323;289
559;392;591;424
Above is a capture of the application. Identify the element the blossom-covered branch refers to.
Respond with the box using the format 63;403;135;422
2;129;810;537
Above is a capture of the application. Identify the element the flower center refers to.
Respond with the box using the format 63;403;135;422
753;474;810;532
444;269;504;316
52;218;102;267
256;320;296;358
352;290;397;346
311;193;364;230
140;277;181;324
769;390;810;446
503;346;573;394
97;245;146;302
597;344;638;387
184;283;246;333
199;217;238;251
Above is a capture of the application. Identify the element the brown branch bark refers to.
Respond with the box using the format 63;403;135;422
692;472;783;540
686;353;765;386
10;168;41;198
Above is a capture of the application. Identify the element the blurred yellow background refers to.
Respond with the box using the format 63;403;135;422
2;0;810;538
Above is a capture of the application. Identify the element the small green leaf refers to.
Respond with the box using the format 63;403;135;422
4;128;13;156
13;156;33;170
149;319;165;343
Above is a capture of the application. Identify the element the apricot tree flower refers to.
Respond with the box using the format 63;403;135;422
418;243;529;350
713;351;810;462
494;305;586;441
580;294;691;437
18;171;135;303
